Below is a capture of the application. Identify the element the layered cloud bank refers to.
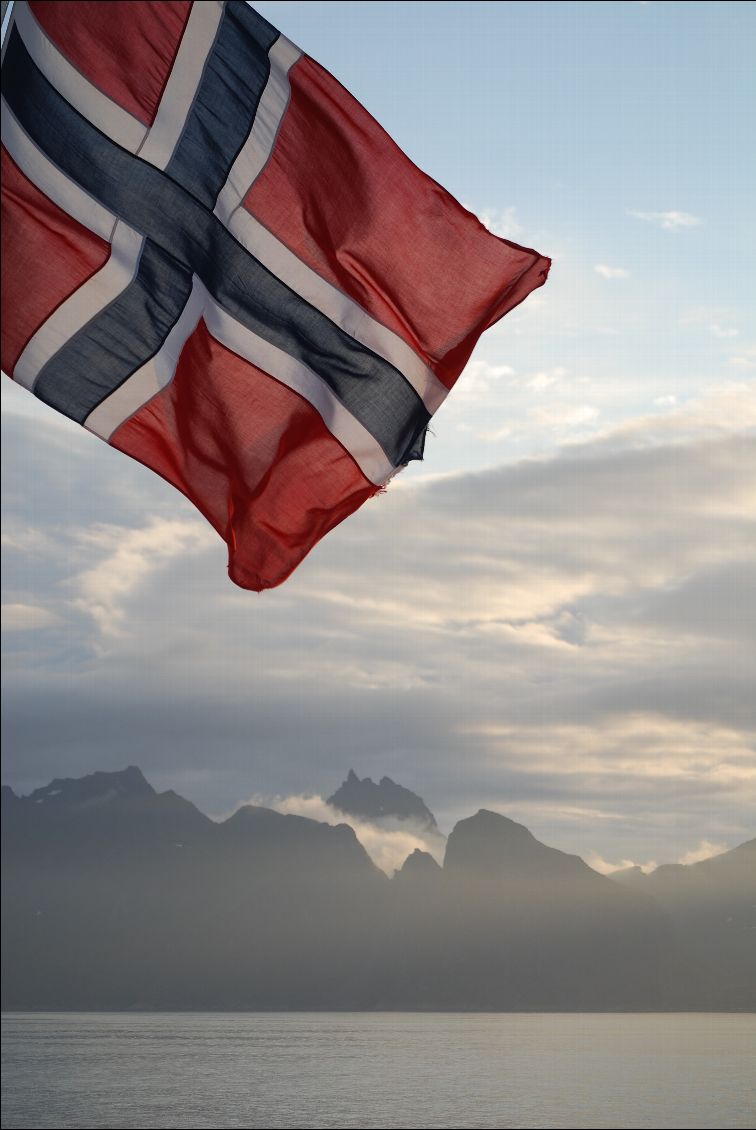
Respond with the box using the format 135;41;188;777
2;379;755;866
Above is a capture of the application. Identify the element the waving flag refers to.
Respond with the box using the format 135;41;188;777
1;1;550;590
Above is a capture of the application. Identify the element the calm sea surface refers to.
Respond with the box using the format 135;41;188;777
2;1012;754;1129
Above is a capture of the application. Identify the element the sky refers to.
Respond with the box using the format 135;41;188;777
2;1;755;874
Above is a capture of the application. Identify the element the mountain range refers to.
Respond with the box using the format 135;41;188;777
2;767;754;1011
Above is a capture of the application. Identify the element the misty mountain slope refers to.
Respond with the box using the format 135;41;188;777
2;769;388;1009
610;839;756;1009
394;848;442;883
2;768;753;1010
2;769;218;1009
374;809;678;1010
197;803;388;1008
218;802;381;877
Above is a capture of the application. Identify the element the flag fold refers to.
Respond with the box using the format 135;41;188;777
1;0;550;590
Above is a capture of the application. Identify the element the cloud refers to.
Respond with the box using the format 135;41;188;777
3;392;755;867
594;264;629;279
230;792;446;876
1;603;60;631
70;518;216;638
1;524;56;556
452;359;515;402
709;324;738;339
588;840;732;872
476;205;522;239
677;839;729;866
479;425;513;443
532;402;599;430
526;366;568;391
585;852;657;875
571;381;756;450
729;346;756;369
629;210;702;230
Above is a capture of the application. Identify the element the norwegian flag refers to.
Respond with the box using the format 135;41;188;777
1;1;549;590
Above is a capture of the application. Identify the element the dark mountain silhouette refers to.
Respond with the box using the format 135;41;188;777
2;768;753;1011
609;838;756;1009
444;808;594;880
2;768;381;1010
378;808;679;1011
395;848;442;883
327;769;437;828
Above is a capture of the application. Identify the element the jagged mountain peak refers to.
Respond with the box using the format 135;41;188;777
328;769;437;828
24;765;155;808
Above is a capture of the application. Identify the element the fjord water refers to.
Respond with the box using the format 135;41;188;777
2;1012;754;1129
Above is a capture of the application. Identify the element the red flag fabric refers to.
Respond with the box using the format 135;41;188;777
1;0;550;590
